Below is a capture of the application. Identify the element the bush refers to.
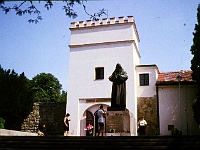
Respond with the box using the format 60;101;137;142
0;117;5;129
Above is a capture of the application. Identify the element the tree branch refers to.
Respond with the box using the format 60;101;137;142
83;4;106;21
0;0;107;24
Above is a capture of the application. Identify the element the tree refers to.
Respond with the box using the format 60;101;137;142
0;65;34;130
191;4;200;125
31;73;66;102
60;90;67;102
0;0;106;24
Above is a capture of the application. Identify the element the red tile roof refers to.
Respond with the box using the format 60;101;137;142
157;70;195;84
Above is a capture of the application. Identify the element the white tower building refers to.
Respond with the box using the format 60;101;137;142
66;16;140;136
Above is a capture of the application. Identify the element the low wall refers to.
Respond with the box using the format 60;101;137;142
21;102;66;135
0;129;37;136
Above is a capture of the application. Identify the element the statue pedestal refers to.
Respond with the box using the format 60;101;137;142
107;106;126;111
106;109;130;135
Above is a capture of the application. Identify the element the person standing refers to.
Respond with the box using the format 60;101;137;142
138;116;147;135
64;113;70;136
97;105;106;136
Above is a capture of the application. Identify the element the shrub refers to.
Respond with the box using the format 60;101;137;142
0;117;5;129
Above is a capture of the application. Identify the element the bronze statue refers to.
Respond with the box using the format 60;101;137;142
109;63;128;111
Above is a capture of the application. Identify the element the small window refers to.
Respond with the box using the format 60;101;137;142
139;74;149;86
95;67;104;80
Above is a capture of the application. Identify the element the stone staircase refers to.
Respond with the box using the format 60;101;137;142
0;135;200;150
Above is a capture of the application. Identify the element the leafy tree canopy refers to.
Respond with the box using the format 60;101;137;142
0;65;34;130
191;4;200;125
0;0;106;23
31;73;66;102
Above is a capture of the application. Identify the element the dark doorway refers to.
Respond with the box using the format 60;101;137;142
86;110;94;136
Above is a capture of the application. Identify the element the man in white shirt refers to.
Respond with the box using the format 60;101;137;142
138;116;147;135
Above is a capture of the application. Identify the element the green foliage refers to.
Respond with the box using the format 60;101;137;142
190;4;200;124
0;0;106;24
0;65;67;130
0;65;34;130
30;73;66;102
59;90;67;102
0;117;5;129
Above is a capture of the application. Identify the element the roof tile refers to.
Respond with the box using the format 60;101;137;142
157;70;194;83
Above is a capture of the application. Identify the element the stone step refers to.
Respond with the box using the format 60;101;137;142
0;136;200;149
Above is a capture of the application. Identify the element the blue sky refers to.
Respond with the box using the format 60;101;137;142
0;0;200;91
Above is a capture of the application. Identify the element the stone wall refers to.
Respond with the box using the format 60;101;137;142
21;102;66;135
21;103;40;133
137;96;159;135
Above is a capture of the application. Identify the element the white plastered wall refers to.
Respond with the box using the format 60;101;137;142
158;85;198;135
136;66;158;97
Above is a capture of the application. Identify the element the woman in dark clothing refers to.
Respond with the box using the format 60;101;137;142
64;113;70;136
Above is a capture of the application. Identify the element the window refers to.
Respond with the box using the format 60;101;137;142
95;67;104;80
139;74;149;86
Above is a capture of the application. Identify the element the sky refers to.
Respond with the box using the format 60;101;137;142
0;0;200;91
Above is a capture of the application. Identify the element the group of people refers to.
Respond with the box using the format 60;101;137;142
62;107;147;136
38;111;147;136
37;113;71;136
63;104;107;136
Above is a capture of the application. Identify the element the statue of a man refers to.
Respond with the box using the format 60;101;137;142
109;63;128;110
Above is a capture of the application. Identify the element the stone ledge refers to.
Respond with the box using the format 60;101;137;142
0;129;37;136
106;133;131;136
